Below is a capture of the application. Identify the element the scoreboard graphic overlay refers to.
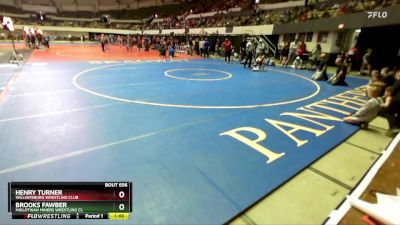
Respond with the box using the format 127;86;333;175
8;182;132;220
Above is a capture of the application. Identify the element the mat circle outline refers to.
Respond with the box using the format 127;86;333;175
164;68;232;81
72;63;321;109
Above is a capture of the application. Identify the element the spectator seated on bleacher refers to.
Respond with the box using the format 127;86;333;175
0;0;394;30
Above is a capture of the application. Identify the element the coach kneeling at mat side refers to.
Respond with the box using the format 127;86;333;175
343;85;382;129
311;53;328;81
328;57;347;86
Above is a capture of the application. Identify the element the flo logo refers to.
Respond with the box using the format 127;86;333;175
367;11;388;18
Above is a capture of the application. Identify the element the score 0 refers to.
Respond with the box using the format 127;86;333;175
115;188;128;201
117;190;127;211
118;190;125;199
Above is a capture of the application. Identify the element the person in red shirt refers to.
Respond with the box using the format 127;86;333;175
296;41;306;59
223;38;233;63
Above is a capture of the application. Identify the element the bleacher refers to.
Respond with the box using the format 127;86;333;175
1;0;399;30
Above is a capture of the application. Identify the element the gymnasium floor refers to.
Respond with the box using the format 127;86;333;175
0;43;395;224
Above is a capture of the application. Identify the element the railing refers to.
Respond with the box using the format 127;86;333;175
255;35;277;58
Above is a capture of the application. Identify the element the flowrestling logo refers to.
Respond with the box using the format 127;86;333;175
367;11;388;19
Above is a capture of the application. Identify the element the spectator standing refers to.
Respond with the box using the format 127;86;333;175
194;38;199;55
347;46;358;72
129;36;135;51
204;38;210;58
100;34;106;52
288;39;299;64
159;43;167;58
240;37;247;62
188;38;193;56
209;38;215;55
144;38;150;51
214;38;220;56
43;35;50;48
169;45;175;57
223;38;233;63
30;30;36;49
126;36;132;52
360;48;372;76
296;41;307;60
255;39;266;59
280;42;290;67
338;50;352;73
137;37;142;51
199;38;205;57
344;51;353;73
309;44;322;67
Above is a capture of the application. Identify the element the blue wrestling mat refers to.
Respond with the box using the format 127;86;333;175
0;59;368;224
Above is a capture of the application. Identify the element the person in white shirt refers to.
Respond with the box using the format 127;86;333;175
288;39;299;64
343;85;383;129
243;38;254;68
199;38;205;57
255;39;266;59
